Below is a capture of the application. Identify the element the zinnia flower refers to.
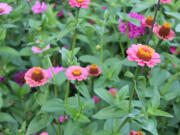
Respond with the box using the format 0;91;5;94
129;131;143;135
69;0;91;8
59;116;64;123
24;67;49;87
57;10;64;18
32;1;47;14
86;64;101;77
0;3;12;15
109;88;119;97
0;76;4;82
31;44;50;53
160;0;172;4
14;71;26;86
142;16;155;28
40;132;48;135
65;65;88;81
102;6;107;10
93;96;100;104
46;66;65;78
27;0;32;2
170;46;180;54
153;22;175;40
118;13;146;39
126;44;161;67
88;19;94;25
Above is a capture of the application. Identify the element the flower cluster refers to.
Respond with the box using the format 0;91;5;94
32;1;47;14
59;115;69;123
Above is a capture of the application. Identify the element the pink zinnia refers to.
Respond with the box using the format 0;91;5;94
31;44;50;53
109;88;119;97
59;116;64;123
40;132;48;135
118;13;145;39
65;65;88;81
141;16;156;28
69;0;91;8
86;64;101;77
32;1;47;14
170;46;180;54
153;23;175;40
102;6;107;10
27;0;32;2
129;131;143;135
0;3;12;15
160;0;172;4
57;10;64;18
46;66;65;78
126;44;161;68
93;96;100;104
24;67;49;87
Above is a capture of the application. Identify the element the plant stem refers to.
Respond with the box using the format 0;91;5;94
51;123;58;135
161;72;180;96
64;80;70;104
70;8;80;64
77;89;81;108
116;117;129;133
47;55;58;98
100;24;105;63
128;66;140;113
91;77;94;96
146;0;161;45
113;118;119;132
58;123;61;135
173;46;180;56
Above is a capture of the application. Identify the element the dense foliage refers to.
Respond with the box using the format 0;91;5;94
0;0;180;135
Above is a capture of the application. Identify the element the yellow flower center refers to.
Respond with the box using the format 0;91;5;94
89;64;99;74
0;8;4;13
159;22;171;37
32;67;44;82
145;16;154;26
76;0;84;3
136;45;154;61
72;69;82;76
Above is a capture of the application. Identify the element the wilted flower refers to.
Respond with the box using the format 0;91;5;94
170;46;180;54
160;0;172;4
31;44;50;53
109;88;119;97
32;1;47;14
118;13;145;39
0;76;4;82
69;0;91;8
14;71;26;86
88;19;94;25
24;67;49;87
126;44;161;67
86;64;101;77
153;23;175;40
46;66;65;78
65;66;88;81
0;3;12;15
142;16;155;28
93;96;100;104
57;10;64;18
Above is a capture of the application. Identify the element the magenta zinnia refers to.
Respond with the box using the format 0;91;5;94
127;44;161;67
14;71;26;86
160;0;172;4
24;67;49;87
69;0;91;8
109;88;119;97
65;65;88;81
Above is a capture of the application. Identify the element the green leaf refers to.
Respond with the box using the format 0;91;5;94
94;88;116;105
76;114;90;123
119;85;129;100
55;71;67;86
148;108;173;117
25;113;53;135
165;11;180;21
41;98;65;112
150;87;160;108
79;55;101;66
125;15;140;26
0;47;19;55
75;82;91;99
0;112;16;123
175;24;180;32
131;1;155;12
19;47;34;56
93;106;127;119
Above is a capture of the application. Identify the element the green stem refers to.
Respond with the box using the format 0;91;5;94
100;26;104;63
58;123;61;135
64;80;70;104
116;117;129;133
70;8;80;64
52;123;58;135
113;118;119;132
91;77;94;96
128;66;140;113
123;6;130;47
77;89;81;108
173;46;180;56
47;55;58;98
161;72;180;96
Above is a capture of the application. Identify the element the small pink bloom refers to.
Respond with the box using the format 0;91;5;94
69;0;91;8
160;0;172;4
46;66;65;78
32;1;47;14
40;132;48;135
24;67;49;87
170;46;180;54
32;44;50;53
174;64;177;68
65;115;69;120
86;64;101;77
35;40;40;44
141;16;156;28
129;131;137;135
0;76;4;82
88;19;94;25
27;0;32;2
102;6;107;10
0;3;12;15
65;65;88;81
59;116;64;123
57;10;64;18
153;23;175;40
126;44;161;68
109;88;119;97
93;96;100;104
